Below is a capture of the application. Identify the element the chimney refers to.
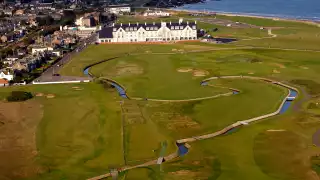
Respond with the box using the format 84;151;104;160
120;23;122;26
187;21;189;25
153;22;155;25
112;23;114;27
145;22;146;25
129;22;130;26
137;22;139;26
170;21;171;25
195;21;197;24
179;18;183;24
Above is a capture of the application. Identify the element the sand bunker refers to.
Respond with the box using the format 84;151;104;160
271;63;286;69
300;66;309;69
72;86;83;91
115;64;143;76
267;129;286;132
193;69;209;77
177;67;193;72
35;93;43;97
248;72;255;75
273;69;280;74
177;68;209;76
46;94;55;98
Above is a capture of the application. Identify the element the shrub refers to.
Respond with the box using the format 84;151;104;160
7;91;33;102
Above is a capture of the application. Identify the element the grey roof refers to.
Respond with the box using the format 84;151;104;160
112;21;197;32
99;21;197;39
98;27;113;38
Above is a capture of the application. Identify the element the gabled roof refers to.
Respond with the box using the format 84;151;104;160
98;27;113;38
111;21;197;32
0;78;9;84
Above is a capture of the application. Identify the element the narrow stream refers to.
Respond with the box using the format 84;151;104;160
84;67;298;156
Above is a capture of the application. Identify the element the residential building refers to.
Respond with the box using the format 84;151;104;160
51;50;61;57
0;78;9;87
0;70;14;81
143;10;170;17
3;9;13;16
31;46;53;54
4;56;19;65
104;4;131;14
97;19;197;43
15;9;24;15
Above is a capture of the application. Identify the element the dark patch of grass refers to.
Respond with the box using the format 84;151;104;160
291;79;320;96
311;156;320;175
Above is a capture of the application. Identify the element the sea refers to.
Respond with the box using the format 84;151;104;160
176;0;320;21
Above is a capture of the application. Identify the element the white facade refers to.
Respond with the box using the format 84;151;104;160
105;5;131;14
98;20;197;43
75;17;84;26
32;47;54;54
0;71;13;81
143;11;170;17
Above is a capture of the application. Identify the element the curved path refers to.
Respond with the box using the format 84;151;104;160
86;57;299;180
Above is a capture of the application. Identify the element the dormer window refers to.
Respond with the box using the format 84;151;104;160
170;26;174;30
146;27;149;30
113;28;117;31
125;27;129;31
175;26;179;29
154;27;158;30
134;27;137;30
130;27;133;31
192;25;196;29
180;26;183;29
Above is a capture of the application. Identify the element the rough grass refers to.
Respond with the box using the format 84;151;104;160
0;83;124;180
253;131;314;180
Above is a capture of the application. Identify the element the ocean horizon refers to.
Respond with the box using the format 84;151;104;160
176;0;320;21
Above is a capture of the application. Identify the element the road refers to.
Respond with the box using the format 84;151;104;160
33;33;97;83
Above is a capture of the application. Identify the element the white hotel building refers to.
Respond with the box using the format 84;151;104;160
97;19;197;43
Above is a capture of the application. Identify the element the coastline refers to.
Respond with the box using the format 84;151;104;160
169;8;320;26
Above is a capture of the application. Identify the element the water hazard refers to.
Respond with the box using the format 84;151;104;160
84;67;128;98
279;90;298;114
177;143;189;156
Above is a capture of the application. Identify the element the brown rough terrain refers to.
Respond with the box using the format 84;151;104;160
0;100;44;180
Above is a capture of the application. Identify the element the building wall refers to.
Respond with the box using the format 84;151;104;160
106;6;131;14
0;72;13;81
98;22;197;43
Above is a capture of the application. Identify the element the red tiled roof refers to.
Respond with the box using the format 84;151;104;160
0;78;9;84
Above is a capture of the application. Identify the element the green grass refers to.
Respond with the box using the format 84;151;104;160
253;131;310;180
0;83;124;180
2;14;320;180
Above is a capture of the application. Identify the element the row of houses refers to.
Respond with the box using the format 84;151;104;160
97;19;198;43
